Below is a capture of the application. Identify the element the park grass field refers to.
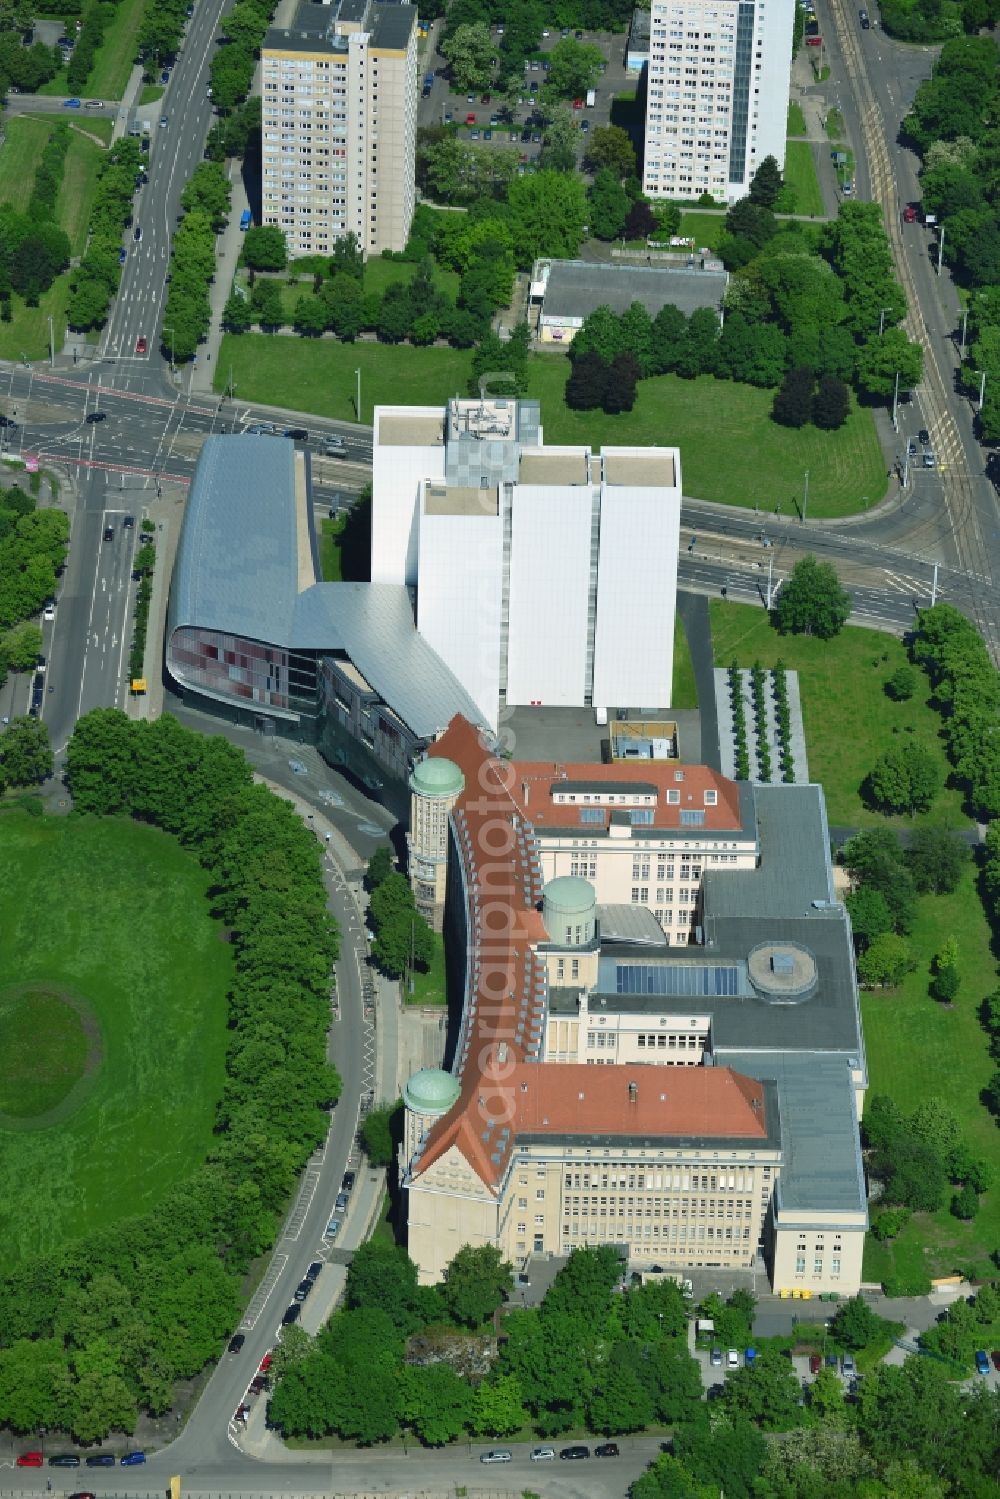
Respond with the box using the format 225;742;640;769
0;811;231;1263
861;865;1000;1282
0;274;74;362
678;211;725;250
787;100;808;136
216;335;475;422
85;0;148;99
708;600;970;828
409;929;447;1007
782;140;825;217
0;117;58;213
672;615;698;709
57;127;105;255
531;360;885;517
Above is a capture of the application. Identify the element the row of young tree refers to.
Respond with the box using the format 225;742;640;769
0;710;341;1440
161;162;232;361
209;0;277;113
907;36;1000;439
0;485;68;635
66;137;144;331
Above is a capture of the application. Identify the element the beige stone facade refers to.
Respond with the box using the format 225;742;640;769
261;0;417;260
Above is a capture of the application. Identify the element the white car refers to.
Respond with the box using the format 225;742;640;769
530;1447;555;1461
43;604;55;622
480;1450;511;1464
727;1348;740;1369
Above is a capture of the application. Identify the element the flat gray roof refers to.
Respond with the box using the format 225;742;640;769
541;259;727;322
168;436;486;741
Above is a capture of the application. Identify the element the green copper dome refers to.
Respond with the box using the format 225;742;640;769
542;875;597;915
409;756;465;798
403;1068;461;1116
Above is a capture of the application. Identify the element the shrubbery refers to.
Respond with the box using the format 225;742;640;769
67;137;143;330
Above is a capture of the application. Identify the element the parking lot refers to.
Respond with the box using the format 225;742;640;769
417;23;639;172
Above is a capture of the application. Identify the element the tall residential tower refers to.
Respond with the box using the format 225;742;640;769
641;0;794;204
261;0;417;259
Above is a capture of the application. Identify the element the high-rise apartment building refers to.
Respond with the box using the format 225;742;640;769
642;0;794;204
261;0;417;259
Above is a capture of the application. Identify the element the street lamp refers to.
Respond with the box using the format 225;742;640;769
977;368;987;412
891;371;900;432
878;306;892;337
354;366;362;422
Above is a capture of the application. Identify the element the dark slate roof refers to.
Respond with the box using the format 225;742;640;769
541;260;727;322
168;436;486;740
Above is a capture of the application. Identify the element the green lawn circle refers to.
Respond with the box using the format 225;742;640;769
0;982;103;1127
0;810;232;1264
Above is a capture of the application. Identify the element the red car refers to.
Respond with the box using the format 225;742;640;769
903;204;917;223
992;1350;1000;1371
259;1353;273;1372
572;97;584;108
135;335;148;355
465;112;476;124
809;1354;822;1374
17;1454;44;1468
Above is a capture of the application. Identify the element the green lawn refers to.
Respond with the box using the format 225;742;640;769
0;811;231;1263
215;335;475;423
708;600;971;830
76;117;114;145
678;211;725;251
782;140;825;217
139;83;165;105
86;0;148;99
57;128;106;255
531;360;885;518
318;513;346;581
0;273;75;362
409;928;447;1006
0;986;89;1117
788;100;808;136
361;256;460;301
0;117;59;213
672;615;698;710
861;866;1000;1283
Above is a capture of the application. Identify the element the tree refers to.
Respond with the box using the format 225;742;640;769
774;555;851;639
718;313;787;387
843;827;918;934
588;168;629;239
952;1181;979;1218
250;280;284;332
507;170;587;264
346;1240;422;1334
619;302;655;376
812;374;850;429
538;108;578;173
443;1244;511;1327
399;1362;472;1445
651;303;689;374
870;1131;948;1212
365;845;394;891
930;936;961;1003
725;197;777;249
856;326;924;400
585;124;637;179
886;663;918;700
0;715;53;787
910;1096;962;1157
830;1293;882;1349
441;21;493;92
625;198;657;239
906;825;968;894
221;292;253;333
470;1373;525;1436
845;885;893;948
722;1347;804;1431
545;36;604;99
603;350;641;413
749;154;784;207
359;1100;401;1167
179;162;231;232
565;350;609;409
587;1350;654;1434
292;294;328;336
242;225;288;272
865;742;943;816
675;306;720;378
2;621;41;673
857;931;916;988
772;366;814;427
322;273;365;340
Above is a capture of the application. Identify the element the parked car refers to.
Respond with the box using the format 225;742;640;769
228;1333;245;1353
809;1353;822;1374
294;1278;313;1303
120;1452;146;1466
480;1450;511;1463
325;1216;341;1238
992;1350;1000;1371
16;1454;44;1468
85;1455;116;1467
975;1349;990;1376
306;1261;323;1282
903;204;917;222
595;1443;620;1457
43;603;55;622
50;1456;81;1467
335;1191;349;1213
727;1349;740;1369
281;1304;301;1327
118;247;127;264
560;1445;590;1460
841;1354;856;1376
341;1170;356;1193
160;114;169;127
259;1352;273;1371
284;426;308;440
530;1447;555;1461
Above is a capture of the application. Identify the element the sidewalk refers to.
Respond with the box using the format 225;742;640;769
111;63;145;143
128;487;186;721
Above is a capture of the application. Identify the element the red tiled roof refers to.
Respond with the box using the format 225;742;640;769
411;717;755;1189
511;756;742;832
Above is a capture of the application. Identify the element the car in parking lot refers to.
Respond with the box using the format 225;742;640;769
50;1456;81;1467
294;1278;313;1303
160;68;170;82
17;1453;43;1468
67;1490;96;1498
335;1191;349;1212
581;118;589;132
85;1455;116;1467
483;128;491;139
992;1350;1000;1371
710;1346;723;1366
228;1333;245;1353
530;1447;555;1461
727;1348;740;1369
341;1169;356;1192
975;1349;990;1375
841;1354;856;1376
470;128;480;139
281;1304;301;1327
306;1261;323;1282
465;111;476;124
560;1445;590;1460
120;1452;145;1466
809;1353;822;1374
595;1443;619;1457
